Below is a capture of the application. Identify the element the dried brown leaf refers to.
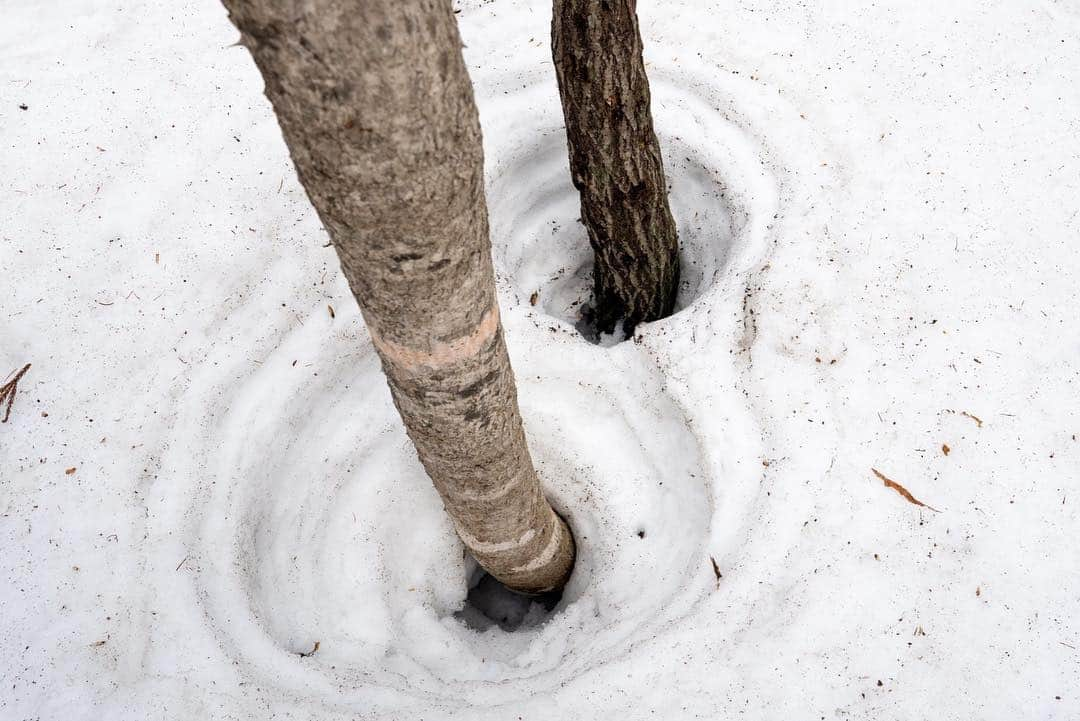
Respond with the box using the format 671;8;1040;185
872;468;940;512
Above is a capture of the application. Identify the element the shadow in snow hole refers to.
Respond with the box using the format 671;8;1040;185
454;571;562;632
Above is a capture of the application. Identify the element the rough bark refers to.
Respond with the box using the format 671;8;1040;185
552;0;679;336
222;0;574;594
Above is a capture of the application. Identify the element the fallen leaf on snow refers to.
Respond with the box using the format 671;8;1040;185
872;468;940;512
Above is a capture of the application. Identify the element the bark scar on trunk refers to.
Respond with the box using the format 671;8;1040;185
370;306;500;371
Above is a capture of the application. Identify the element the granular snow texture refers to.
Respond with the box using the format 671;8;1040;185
1;0;1078;719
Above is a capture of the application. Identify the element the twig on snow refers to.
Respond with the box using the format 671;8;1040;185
0;363;31;423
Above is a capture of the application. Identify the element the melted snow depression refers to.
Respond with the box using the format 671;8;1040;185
2;0;1078;719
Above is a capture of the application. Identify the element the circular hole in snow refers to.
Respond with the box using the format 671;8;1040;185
489;132;740;345
454;563;563;632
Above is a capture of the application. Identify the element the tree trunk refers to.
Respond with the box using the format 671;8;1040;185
222;0;574;595
552;0;679;336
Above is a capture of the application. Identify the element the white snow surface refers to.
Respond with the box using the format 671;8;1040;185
2;0;1079;718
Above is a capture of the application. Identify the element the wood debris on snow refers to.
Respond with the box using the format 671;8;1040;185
710;556;722;589
960;411;983;428
0;363;31;423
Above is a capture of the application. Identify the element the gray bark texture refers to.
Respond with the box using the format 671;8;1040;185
552;0;680;336
222;0;574;594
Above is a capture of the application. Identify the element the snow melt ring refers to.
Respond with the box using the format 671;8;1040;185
484;58;781;328
153;322;714;710
144;35;835;717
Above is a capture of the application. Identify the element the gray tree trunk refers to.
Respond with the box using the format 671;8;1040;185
222;0;574;595
552;0;679;336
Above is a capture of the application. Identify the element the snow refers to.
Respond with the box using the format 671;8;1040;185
2;0;1079;718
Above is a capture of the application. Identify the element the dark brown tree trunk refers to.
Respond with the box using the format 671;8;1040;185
552;0;679;336
222;0;574;595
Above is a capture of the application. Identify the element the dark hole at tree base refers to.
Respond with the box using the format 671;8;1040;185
454;569;563;632
570;250;698;346
573;300;620;345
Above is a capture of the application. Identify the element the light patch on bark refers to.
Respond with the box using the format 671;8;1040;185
511;519;567;574
456;527;537;554
370;306;500;371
